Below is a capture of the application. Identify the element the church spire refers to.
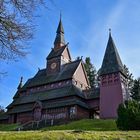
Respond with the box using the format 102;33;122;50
17;77;23;90
99;30;125;76
109;28;111;36
54;14;65;50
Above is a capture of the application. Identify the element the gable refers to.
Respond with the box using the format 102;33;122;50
73;62;90;89
47;46;65;60
61;47;71;62
19;60;81;89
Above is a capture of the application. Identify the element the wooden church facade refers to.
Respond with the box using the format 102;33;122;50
0;18;129;124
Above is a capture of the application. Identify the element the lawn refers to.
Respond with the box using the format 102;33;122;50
0;130;140;140
0;123;19;131
42;119;118;131
0;119;140;140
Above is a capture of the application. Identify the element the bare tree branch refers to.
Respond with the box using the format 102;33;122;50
0;0;45;61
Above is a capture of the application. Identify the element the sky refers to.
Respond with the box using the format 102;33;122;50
0;0;140;108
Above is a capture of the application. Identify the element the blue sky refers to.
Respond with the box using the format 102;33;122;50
0;0;140;108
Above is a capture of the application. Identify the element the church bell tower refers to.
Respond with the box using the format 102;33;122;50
46;16;71;75
99;30;128;119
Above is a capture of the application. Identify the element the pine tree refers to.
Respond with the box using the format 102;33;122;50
131;78;140;101
117;100;140;130
124;65;134;93
84;57;97;88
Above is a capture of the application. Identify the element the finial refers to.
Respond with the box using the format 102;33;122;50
20;76;23;83
17;76;23;89
109;28;111;36
60;10;62;20
66;42;69;46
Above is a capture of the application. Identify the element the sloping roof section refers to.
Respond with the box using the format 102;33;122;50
83;87;100;99
56;18;64;34
7;104;33;114
0;113;9;120
8;98;88;114
47;44;71;60
21;60;81;89
43;98;88;109
99;33;126;76
47;45;66;60
10;85;85;106
54;18;65;46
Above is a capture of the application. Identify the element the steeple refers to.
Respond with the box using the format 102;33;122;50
54;14;65;50
109;28;111;36
17;77;23;90
99;29;125;76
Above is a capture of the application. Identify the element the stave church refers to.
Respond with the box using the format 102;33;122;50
0;17;129;124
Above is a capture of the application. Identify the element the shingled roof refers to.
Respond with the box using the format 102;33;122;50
47;45;67;60
56;17;64;34
84;87;100;99
99;32;126;76
7;84;90;114
0;113;9;120
7;98;88;114
9;85;85;107
54;17;65;46
21;60;80;90
47;46;65;60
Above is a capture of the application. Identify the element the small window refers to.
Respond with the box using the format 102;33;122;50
66;81;69;84
51;84;54;88
58;82;62;86
108;74;112;79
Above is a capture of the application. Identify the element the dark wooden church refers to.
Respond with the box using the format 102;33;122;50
0;17;129;124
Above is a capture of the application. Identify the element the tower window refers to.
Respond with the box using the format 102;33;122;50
108;74;112;78
51;84;54;88
58;82;62;86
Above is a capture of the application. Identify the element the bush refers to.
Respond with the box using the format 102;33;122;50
116;100;140;130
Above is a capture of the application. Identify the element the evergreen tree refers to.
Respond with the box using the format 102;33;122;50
84;57;97;88
116;100;140;130
131;78;140;101
124;65;134;93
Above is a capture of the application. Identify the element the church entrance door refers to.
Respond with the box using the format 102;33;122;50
33;107;42;121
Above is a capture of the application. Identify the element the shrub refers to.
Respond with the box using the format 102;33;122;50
116;100;140;130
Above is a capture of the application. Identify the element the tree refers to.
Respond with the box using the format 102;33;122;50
0;105;5;114
116;100;140;130
0;0;45;61
131;78;140;101
124;64;134;93
84;57;97;88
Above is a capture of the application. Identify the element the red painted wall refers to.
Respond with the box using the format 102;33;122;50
100;73;124;119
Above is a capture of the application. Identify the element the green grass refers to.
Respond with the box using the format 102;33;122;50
0;120;139;140
0;131;140;140
42;119;118;131
0;123;19;131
